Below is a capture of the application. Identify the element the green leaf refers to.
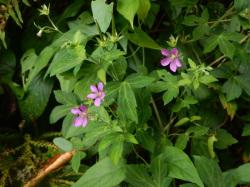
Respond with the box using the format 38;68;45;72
18;73;53;121
235;163;250;183
235;75;250;96
136;131;156;153
126;29;161;50
125;74;155;88
73;157;125;187
118;82;138;123
48;45;86;76
242;124;250;136
222;78;242;101
137;0;151;21
186;126;209;137
108;57;127;81
234;0;250;11
125;164;155;187
53;137;73;152
91;0;113;33
175;117;190;127
150;155;172;187
21;49;37;74
218;36;235;59
117;0;139;28
71;151;86;173
175;134;189;150
109;142;124;164
163;86;179;105
199;75;217;85
163;146;204;187
192;24;210;40
26;46;56;88
50;105;72;124
54;90;78;105
203;35;219;53
193;156;225;187
183;15;205;26
215;129;238;149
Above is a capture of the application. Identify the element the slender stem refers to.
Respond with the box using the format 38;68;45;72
207;19;232;25
48;15;62;34
209;34;250;66
132;145;149;167
163;113;176;135
142;47;145;66
151;97;164;130
210;6;235;29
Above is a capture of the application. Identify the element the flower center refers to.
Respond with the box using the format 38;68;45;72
79;112;87;118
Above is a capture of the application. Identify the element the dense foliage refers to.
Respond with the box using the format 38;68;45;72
1;0;250;186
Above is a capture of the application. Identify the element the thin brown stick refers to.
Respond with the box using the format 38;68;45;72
24;150;75;187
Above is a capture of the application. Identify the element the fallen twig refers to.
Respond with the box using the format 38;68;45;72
24;150;75;187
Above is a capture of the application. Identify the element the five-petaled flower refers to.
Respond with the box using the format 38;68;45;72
87;82;105;107
71;105;88;127
160;48;182;72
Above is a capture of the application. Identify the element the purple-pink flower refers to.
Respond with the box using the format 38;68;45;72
71;105;88;127
160;48;182;72
87;82;105;107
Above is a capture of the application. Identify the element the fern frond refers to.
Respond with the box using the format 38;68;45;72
40;132;62;139
29;140;58;150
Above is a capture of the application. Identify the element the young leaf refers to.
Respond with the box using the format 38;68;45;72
72;157;125;187
117;0;139;28
91;0;113;33
53;137;73;152
71;151;86;173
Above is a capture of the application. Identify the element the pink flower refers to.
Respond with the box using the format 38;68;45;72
87;82;105;107
71;105;88;127
160;48;182;72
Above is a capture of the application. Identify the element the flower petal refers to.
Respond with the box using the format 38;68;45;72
160;58;172;66
161;49;170;56
100;92;105;100
73;117;84;127
87;93;97;99
94;98;102;107
79;105;87;112
174;58;182;67
171;48;179;56
71;108;81;115
90;85;98;92
97;82;104;91
81;117;88;127
170;62;177;72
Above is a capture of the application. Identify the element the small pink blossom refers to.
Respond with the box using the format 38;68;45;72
160;48;182;72
71;105;88;127
87;82;105;107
